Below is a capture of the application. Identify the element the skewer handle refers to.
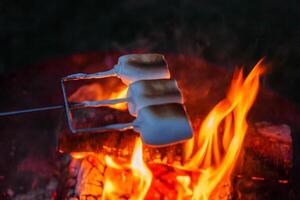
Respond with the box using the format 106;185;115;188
0;105;64;117
0;97;129;117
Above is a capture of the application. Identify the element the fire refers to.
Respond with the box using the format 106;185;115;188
109;87;128;110
130;138;153;200
101;138;152;200
183;60;264;199
70;60;264;199
68;82;128;110
177;175;193;199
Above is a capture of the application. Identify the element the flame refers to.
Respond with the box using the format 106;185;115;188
71;152;93;159
177;176;193;199
102;179;114;200
183;59;264;199
102;138;152;200
68;82;128;110
130;138;153;200
109;87;128;110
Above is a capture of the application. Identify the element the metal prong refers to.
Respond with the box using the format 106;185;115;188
0;105;64;117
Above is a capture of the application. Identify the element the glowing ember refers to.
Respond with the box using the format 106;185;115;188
101;138;152;200
70;60;264;199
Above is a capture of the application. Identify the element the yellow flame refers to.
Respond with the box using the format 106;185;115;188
105;155;124;170
109;87;128;110
102;138;152;200
184;59;264;200
130;138;153;200
177;175;193;199
68;82;128;110
71;152;93;159
102;179;114;200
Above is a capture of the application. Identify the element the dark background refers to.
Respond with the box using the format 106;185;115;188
0;0;299;104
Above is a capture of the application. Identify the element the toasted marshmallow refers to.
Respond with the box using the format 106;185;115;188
127;79;183;115
115;54;171;84
134;103;193;146
64;54;171;85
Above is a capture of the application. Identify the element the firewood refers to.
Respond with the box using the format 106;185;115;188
58;107;185;164
238;122;292;178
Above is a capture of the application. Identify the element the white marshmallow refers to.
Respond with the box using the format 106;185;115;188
84;103;193;146
115;54;170;84
63;54;170;85
134;103;193;146
74;79;183;116
126;79;183;115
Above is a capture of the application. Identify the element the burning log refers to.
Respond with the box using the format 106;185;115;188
240;122;292;177
233;122;292;200
58;100;293;199
57;154;105;199
58;107;185;164
60;154;232;200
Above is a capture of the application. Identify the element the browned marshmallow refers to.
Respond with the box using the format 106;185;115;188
127;79;183;115
115;54;171;84
134;103;193;146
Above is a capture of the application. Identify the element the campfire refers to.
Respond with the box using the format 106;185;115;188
0;52;294;200
56;55;286;200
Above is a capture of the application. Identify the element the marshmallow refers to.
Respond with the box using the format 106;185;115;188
134;103;193;146
126;79;183;115
115;54;170;84
76;103;193;146
74;79;184;116
63;54;170;85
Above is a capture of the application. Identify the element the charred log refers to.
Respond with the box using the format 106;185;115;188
58;107;185;164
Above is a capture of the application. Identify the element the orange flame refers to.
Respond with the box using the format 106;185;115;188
102;138;152;200
130;138;153;200
68;82;128;110
177;175;193;199
183;59;264;199
109;87;128;110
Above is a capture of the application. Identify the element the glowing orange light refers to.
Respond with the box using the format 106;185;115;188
109;87;128;110
130;138;153;200
101;138;152;200
183;59;264;200
177;175;193;199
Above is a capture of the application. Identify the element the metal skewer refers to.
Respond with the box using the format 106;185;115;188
0;105;64;117
0;98;128;117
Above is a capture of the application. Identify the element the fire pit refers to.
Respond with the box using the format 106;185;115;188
0;51;298;200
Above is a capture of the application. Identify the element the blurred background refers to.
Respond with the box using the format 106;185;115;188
0;0;299;103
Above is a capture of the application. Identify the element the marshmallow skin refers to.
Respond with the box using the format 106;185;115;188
115;54;171;84
134;103;193;146
127;79;183;116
